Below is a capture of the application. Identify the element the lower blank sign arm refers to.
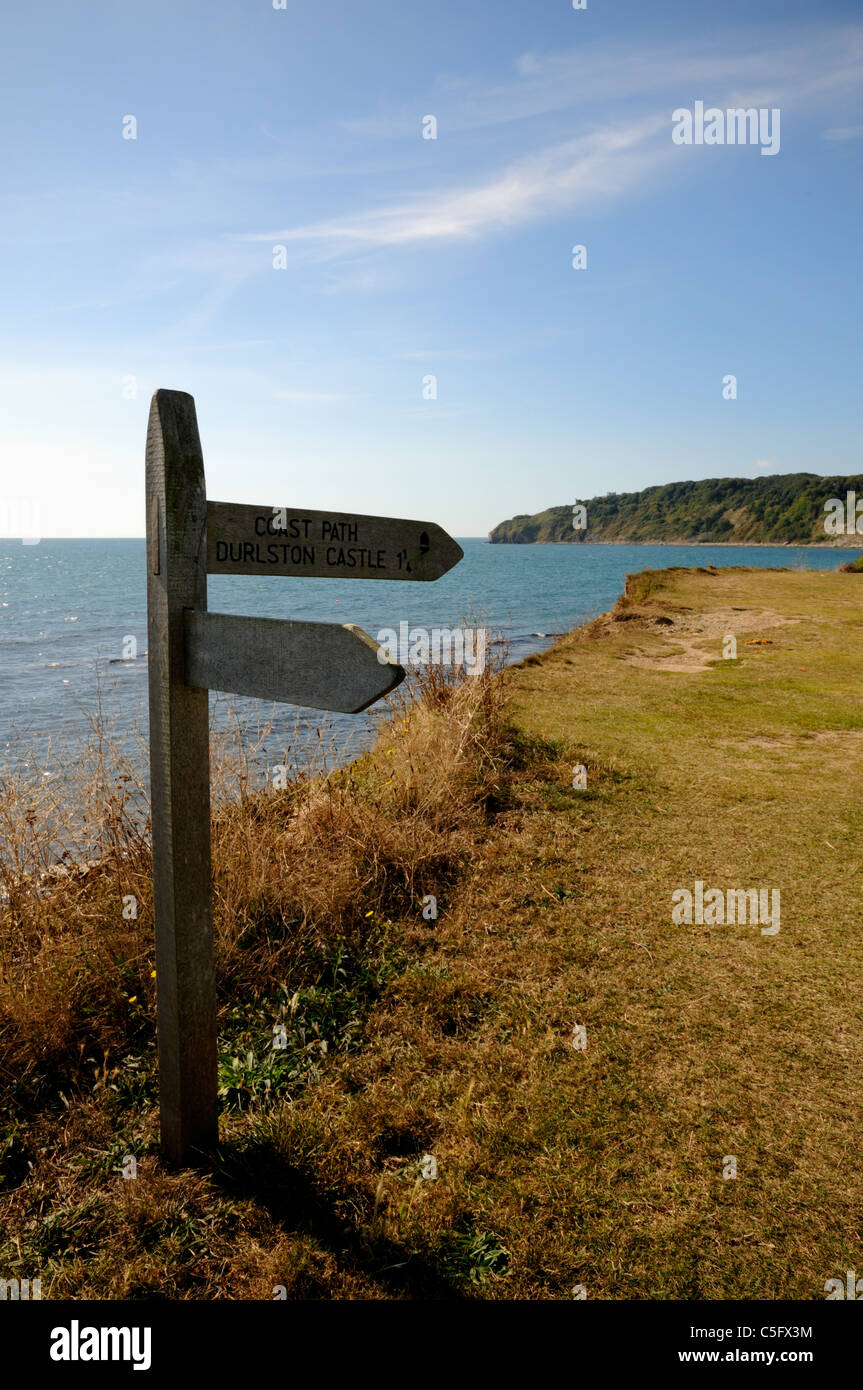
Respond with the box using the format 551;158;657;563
183;610;406;712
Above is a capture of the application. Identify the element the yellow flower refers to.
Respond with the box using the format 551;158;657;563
128;996;137;1004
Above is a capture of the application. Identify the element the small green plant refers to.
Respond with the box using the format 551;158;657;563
217;1040;313;1111
438;1229;510;1286
105;1052;158;1111
72;1134;150;1179
218;922;404;1111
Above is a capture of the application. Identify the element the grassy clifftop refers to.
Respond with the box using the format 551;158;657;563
489;472;863;545
2;566;863;1298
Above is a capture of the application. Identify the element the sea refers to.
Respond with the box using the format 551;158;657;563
0;539;853;778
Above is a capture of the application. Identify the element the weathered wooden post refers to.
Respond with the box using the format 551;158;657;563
145;388;463;1165
145;390;217;1164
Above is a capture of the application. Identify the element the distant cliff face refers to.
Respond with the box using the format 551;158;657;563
488;475;863;546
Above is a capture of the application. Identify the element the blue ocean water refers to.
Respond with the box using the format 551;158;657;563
0;538;853;770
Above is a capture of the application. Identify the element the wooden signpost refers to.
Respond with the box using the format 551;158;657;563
145;389;462;1164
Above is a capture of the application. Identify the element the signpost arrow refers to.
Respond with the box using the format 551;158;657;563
207;500;463;581
184;611;405;712
145;388;462;1166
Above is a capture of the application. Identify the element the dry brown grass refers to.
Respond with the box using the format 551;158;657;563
0;656;507;1054
1;650;518;1297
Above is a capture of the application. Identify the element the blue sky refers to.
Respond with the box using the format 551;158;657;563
1;0;861;537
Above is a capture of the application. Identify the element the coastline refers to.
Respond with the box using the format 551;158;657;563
488;537;862;548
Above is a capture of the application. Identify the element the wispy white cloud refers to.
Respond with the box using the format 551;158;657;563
238;116;672;256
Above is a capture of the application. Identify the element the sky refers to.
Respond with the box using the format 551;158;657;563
0;0;861;538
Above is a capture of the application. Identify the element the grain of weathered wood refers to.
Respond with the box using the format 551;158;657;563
206;500;463;581
145;389;218;1165
184;611;405;712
